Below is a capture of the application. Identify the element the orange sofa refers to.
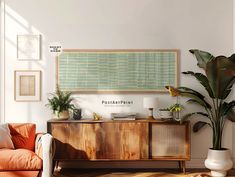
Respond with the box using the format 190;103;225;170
0;123;54;177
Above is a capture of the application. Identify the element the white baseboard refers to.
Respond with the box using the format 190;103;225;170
60;158;206;169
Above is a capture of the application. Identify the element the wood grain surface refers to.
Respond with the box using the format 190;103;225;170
49;122;149;160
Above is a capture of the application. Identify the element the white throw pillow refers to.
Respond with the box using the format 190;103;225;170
0;123;14;149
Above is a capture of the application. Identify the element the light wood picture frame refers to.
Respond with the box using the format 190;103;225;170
17;34;41;60
14;70;41;101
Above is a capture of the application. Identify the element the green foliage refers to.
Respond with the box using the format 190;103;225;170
46;85;75;114
182;71;214;98
226;109;235;122
178;87;211;109
169;103;183;112
189;49;214;70
180;112;209;124
170;49;235;150
193;121;211;132
206;56;235;99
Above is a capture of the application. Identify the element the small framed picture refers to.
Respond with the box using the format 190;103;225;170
14;70;41;101
17;34;41;60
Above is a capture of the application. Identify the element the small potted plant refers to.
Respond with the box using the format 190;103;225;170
168;103;184;121
46;85;75;120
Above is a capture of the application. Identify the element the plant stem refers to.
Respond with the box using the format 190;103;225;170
212;99;217;120
210;97;223;150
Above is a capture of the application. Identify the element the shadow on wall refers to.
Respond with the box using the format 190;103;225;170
3;3;53;126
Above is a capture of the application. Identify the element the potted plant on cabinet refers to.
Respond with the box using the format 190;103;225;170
168;103;184;121
166;49;235;177
46;85;75;120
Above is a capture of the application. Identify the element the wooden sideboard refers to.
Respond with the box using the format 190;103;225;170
47;119;190;172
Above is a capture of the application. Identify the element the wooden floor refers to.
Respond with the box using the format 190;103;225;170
54;169;235;177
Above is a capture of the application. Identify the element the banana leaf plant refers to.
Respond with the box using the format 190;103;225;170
166;49;235;150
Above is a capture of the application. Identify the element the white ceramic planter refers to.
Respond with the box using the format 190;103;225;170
54;110;70;120
205;148;233;177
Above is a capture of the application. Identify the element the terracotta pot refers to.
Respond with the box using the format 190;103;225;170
54;110;70;120
205;148;233;177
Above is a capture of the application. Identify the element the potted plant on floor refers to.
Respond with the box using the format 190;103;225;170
166;49;235;177
46;85;75;120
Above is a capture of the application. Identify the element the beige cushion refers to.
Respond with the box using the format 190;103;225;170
0;124;14;149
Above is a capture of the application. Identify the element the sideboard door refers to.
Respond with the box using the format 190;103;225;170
119;122;149;160
150;123;190;160
49;121;149;160
50;123;102;160
93;122;149;160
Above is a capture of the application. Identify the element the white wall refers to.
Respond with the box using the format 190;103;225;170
1;0;234;168
0;0;5;123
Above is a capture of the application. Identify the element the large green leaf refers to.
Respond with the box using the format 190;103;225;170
193;121;210;132
177;87;211;109
189;49;214;70
222;77;235;99
177;86;205;99
226;109;235;122
180;112;209;124
229;53;235;62
182;71;214;98
220;101;235;117
180;92;211;109
186;99;208;108
206;56;235;99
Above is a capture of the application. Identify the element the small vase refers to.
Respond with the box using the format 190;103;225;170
205;148;233;177
173;111;180;121
73;109;82;120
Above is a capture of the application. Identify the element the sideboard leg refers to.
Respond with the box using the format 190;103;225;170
182;161;186;174
178;161;182;172
52;160;55;174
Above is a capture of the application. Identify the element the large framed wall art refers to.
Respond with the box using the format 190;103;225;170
57;49;180;93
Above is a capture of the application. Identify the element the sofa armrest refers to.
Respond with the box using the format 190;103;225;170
35;133;55;177
35;133;43;159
